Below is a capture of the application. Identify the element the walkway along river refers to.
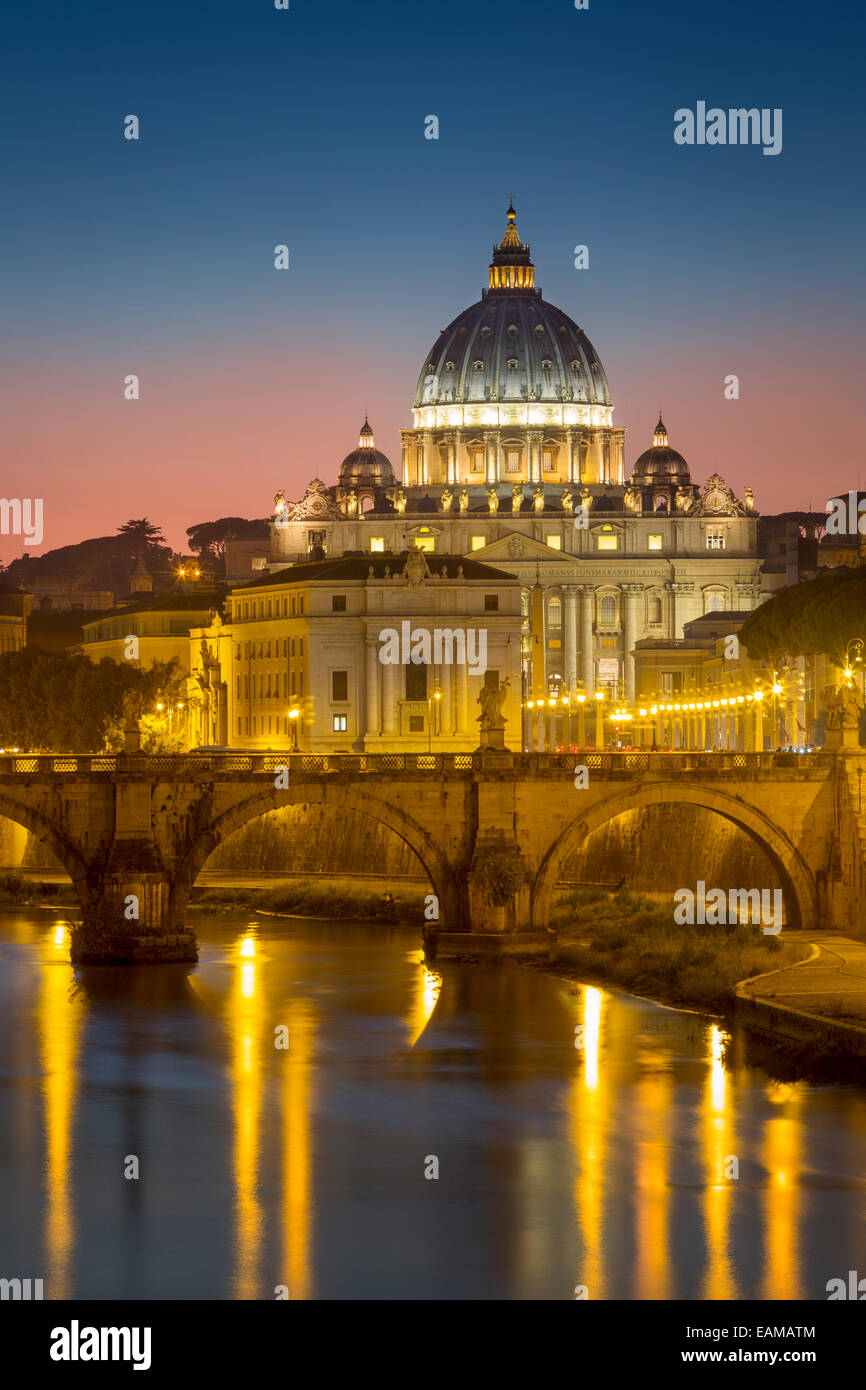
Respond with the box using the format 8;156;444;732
2;907;866;1300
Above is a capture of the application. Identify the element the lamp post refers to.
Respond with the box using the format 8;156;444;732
594;690;604;748
288;707;300;751
575;686;587;750
427;685;441;754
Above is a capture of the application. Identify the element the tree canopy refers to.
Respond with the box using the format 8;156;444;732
0;651;184;753
739;566;866;664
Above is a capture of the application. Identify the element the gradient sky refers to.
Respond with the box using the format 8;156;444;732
1;0;864;559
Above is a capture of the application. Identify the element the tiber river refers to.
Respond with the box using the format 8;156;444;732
2;907;865;1300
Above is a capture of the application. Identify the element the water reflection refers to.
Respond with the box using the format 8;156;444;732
36;920;84;1298
2;910;865;1299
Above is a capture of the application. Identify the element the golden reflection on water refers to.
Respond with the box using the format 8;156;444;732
572;985;609;1299
701;1023;736;1300
406;951;442;1048
229;931;264;1299
36;921;84;1299
634;1054;672;1301
227;928;317;1300
762;1082;804;1300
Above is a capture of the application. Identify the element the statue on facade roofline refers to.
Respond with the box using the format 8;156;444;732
560;489;574;513
440;487;453;513
487;487;499;514
511;484;523;514
458;488;469;514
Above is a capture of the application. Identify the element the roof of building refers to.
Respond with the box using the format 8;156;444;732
234;552;518;591
338;418;395;490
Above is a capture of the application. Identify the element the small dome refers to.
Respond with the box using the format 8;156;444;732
631;415;691;485
338;417;395;489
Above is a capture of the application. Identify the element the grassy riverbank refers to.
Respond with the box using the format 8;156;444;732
191;879;427;923
0;873;75;906
548;886;812;1015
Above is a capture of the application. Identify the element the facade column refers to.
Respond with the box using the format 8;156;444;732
382;660;397;736
603;436;611;484
484;431;496;485
578;583;595;692
443;431;456;485
438;659;452;738
455;662;468;740
422;431;434;485
563;585;579;689
621;583;643;703
365;637;380;739
668;581;694;640
529;430;542;483
565;429;575;483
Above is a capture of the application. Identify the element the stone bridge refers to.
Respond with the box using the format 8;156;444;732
0;748;861;962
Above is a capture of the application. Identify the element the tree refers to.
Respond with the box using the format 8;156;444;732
739;566;866;665
117;518;167;559
0;651;184;753
186;517;269;574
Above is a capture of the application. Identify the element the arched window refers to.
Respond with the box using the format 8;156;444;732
648;596;662;624
548;597;562;629
599;595;616;626
654;495;668;513
705;591;725;613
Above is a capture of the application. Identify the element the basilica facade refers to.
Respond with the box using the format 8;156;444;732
259;206;762;715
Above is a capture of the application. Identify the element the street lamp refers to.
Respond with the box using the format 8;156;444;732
594;690;604;748
288;706;300;750
427;685;441;754
575;685;587;749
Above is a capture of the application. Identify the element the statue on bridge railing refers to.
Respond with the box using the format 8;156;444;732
477;679;510;750
121;690;143;753
823;681;864;748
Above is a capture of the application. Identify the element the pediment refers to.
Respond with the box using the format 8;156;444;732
468;531;573;562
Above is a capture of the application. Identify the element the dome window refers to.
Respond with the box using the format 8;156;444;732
534;325;545;336
570;359;580;370
473;360;485;371
507;324;518;336
445;361;455;372
541;358;552;370
507;358;518;370
480;325;491;336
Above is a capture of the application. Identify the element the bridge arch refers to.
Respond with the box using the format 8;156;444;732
172;782;461;930
0;793;90;910
531;782;820;933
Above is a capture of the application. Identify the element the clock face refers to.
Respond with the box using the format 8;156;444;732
706;490;724;511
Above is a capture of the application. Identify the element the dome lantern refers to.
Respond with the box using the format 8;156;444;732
488;203;535;292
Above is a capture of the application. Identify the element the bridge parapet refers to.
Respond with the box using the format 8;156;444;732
0;749;840;781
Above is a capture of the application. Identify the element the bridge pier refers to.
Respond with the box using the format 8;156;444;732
424;827;553;962
70;777;198;964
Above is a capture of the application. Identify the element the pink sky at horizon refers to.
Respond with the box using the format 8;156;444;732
2;322;863;563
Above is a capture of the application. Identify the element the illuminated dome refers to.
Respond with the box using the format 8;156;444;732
338;418;395;488
631;416;691;485
413;205;611;416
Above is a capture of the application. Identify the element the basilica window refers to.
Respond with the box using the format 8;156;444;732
291;597;296;616
406;664;427;701
484;595;499;612
648;596;662;624
471;450;484;471
599;595;617;627
706;528;726;550
506;449;521;472
332;595;347;612
547;535;561;550
654;496;668;513
704;591;726;613
507;358;518;371
471;535;485;550
369;537;385;552
332;670;348;701
333;715;348;732
548;597;562;629
473;360;484;372
596;532;618;551
648;534;663;550
542;449;555;471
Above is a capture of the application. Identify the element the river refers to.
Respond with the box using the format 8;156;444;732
2;906;865;1300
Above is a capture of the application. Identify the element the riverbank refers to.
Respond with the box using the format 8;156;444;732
191;879;428;923
546;886;811;1014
